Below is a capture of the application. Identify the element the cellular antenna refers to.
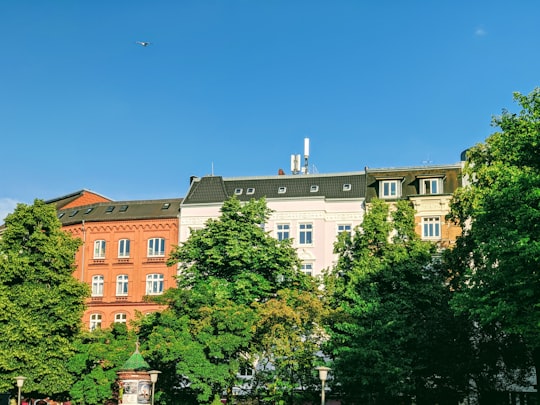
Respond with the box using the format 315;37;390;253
303;137;310;174
290;138;311;175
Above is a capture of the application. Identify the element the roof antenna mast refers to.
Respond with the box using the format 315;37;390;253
290;137;310;175
303;137;310;175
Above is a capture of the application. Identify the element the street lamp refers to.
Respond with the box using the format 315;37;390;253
14;376;26;405
148;370;161;405
315;366;331;405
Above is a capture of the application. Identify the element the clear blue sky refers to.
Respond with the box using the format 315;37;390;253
2;1;540;221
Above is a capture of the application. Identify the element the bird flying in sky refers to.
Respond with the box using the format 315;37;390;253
136;41;151;47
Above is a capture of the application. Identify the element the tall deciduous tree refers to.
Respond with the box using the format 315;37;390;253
68;323;138;405
325;199;468;404
0;200;89;399
140;197;324;404
448;88;540;399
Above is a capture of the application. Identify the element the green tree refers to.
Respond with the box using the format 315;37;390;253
140;197;323;404
325;199;468;404
68;323;138;405
0;200;89;399
447;88;540;400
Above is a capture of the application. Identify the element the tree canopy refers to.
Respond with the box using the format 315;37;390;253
325;199;468;404
0;200;89;399
141;197;325;404
68;323;138;405
448;88;540;396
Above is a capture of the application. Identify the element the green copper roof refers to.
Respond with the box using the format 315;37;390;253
121;342;150;371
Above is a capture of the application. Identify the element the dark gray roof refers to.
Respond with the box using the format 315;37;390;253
365;164;462;202
183;172;366;205
57;198;182;226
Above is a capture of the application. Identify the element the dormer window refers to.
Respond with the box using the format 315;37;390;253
161;203;170;210
119;205;129;212
343;183;352;191
278;187;287;194
69;210;79;217
246;188;255;195
380;179;402;198
84;208;93;214
310;185;319;193
234;188;243;195
420;178;443;195
105;206;115;213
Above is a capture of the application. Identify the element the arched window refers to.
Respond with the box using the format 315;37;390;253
90;313;102;330
114;313;127;324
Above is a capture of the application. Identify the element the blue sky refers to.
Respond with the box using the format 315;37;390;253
2;1;540;221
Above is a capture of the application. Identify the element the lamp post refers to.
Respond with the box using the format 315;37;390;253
14;376;26;405
148;370;161;405
315;366;330;405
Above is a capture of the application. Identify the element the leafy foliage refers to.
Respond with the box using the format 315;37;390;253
141;197;325;404
0;200;89;399
325;199;468;404
447;88;540;395
68;323;138;405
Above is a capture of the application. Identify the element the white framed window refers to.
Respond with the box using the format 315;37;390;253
114;313;127;324
246;188;255;195
310;185;319;192
420;178;442;195
148;238;165;257
238;367;254;377
276;224;290;241
380;180;401;198
93;240;106;259
90;314;102;331
146;273;164;295
116;275;129;296
422;217;441;239
92;275;104;296
118;239;130;258
278;186;287;194
343;183;352;191
298;223;313;245
337;224;352;237
301;263;313;276
234;188;243;195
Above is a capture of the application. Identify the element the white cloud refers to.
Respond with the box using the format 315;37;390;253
475;27;487;36
0;198;20;224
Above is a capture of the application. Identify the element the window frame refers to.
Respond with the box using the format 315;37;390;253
337;223;352;235
298;223;313;245
114;313;127;324
301;262;313;276
422;216;441;239
92;275;104;296
146;273;164;295
118;238;130;258
420;178;443;195
89;313;102;331
380;179;401;198
116;274;129;296
93;240;106;259
276;223;290;241
147;237;165;257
